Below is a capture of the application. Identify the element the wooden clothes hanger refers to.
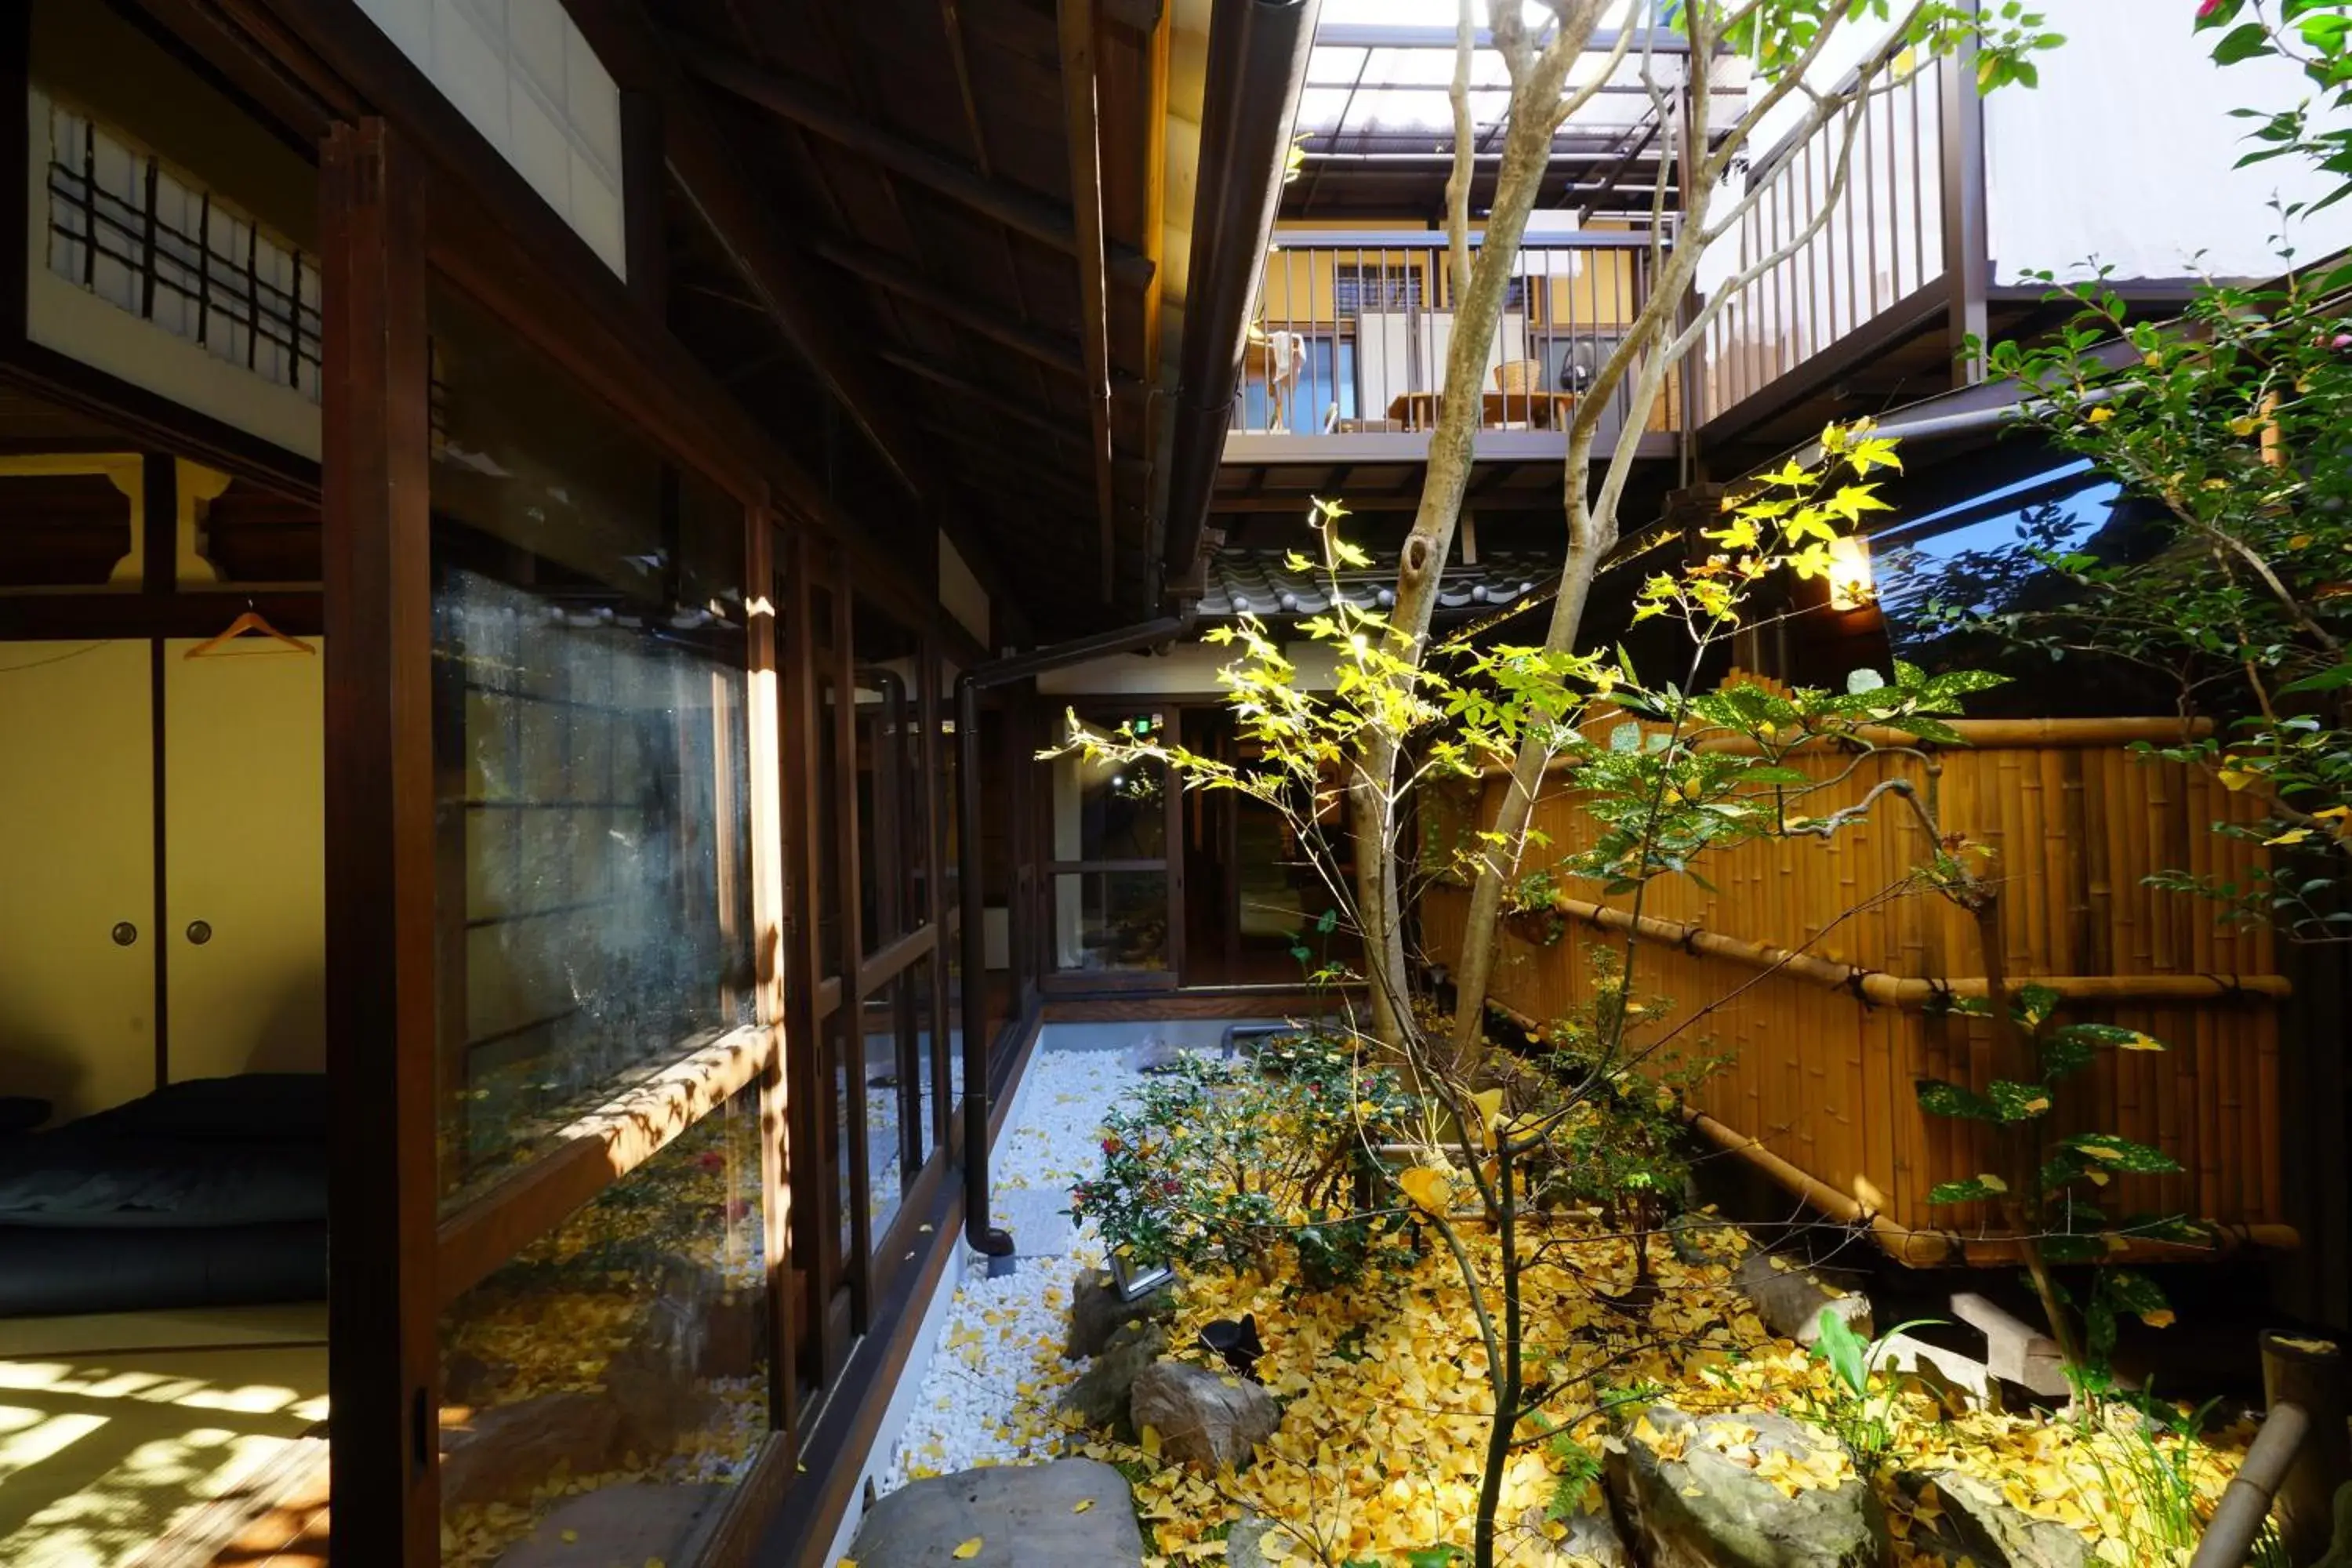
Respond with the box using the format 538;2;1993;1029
183;605;316;659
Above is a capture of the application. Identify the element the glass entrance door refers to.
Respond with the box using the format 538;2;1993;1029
1044;708;1182;987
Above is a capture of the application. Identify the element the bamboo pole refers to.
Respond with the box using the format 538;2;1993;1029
1541;892;2292;1007
1684;1112;2301;1268
1497;717;2216;776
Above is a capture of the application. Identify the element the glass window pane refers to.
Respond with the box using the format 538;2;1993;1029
911;954;940;1160
1051;871;1170;972
1051;716;1167;862
438;1090;769;1566
852;595;927;949
811;584;844;980
430;285;753;1203
855;978;910;1243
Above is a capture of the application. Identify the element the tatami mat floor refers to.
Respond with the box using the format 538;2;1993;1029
0;1305;328;1568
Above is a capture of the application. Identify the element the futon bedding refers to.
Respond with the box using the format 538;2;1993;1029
0;1073;328;1315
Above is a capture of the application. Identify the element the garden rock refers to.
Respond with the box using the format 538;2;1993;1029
1060;1320;1168;1432
1896;1468;2089;1568
442;1348;514;1406
846;1457;1142;1567
1066;1266;1174;1359
1666;1215;1748;1269
1735;1250;1871;1346
1606;1404;1889;1568
1226;1510;1278;1568
1518;1502;1630;1566
440;1392;619;1507
1129;1359;1280;1473
492;1482;726;1567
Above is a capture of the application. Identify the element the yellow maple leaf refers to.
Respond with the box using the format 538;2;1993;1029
953;1540;984;1560
1471;1088;1507;1137
1398;1165;1454;1213
2142;1309;2176;1329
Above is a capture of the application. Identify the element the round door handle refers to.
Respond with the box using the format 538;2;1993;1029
186;920;212;946
111;922;138;947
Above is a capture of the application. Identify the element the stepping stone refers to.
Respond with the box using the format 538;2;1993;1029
848;1457;1142;1567
493;1483;727;1566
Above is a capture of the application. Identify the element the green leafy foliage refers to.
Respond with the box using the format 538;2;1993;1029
1065;1035;1416;1290
1933;241;2352;941
1803;1308;1950;1460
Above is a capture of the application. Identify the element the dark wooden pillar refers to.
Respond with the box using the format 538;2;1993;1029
320;117;439;1568
620;89;668;318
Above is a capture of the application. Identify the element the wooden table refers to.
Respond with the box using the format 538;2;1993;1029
1386;390;1578;430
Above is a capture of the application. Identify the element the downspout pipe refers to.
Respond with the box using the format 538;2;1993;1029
1160;0;1319;587
956;612;1195;1255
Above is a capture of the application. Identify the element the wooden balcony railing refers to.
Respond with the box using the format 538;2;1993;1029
1234;230;1678;442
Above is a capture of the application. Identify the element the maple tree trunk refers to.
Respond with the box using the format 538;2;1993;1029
1350;16;1584;1051
1474;1149;1523;1568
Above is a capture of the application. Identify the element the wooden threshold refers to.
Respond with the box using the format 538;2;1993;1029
437;1025;773;1302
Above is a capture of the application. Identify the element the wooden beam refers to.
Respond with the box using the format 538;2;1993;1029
319;118;437;1568
557;0;949;507
805;235;1084;376
877;350;1074;441
1577;117;1661;225
619;89;668;314
935;0;992;180
675;41;1156;292
1055;0;1119;601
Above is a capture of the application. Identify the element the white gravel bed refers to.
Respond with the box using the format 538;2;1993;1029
877;1040;1146;1490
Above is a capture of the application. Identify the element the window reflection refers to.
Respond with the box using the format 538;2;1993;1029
438;1091;769;1566
429;285;753;1201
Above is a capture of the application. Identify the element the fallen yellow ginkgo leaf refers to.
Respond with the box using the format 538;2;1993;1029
953;1539;983;1560
1073;1499;1095;1513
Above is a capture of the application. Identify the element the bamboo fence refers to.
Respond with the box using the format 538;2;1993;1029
1417;717;2296;1265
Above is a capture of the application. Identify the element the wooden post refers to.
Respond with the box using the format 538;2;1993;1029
1938;0;1989;387
2265;1330;2350;1564
744;500;797;1450
320;117;438;1567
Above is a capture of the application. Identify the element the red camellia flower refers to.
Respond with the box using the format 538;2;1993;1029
1102;1136;1121;1155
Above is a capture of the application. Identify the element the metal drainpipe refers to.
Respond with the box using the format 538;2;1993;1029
1160;0;1321;586
956;613;1194;1255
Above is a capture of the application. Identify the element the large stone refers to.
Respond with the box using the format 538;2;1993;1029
443;1349;515;1407
1066;1268;1174;1359
492;1483;727;1567
1735;1251;1872;1347
1060;1321;1169;1432
1513;1501;1632;1566
847;1457;1143;1567
1606;1404;1889;1568
1896;1468;2089;1568
440;1392;621;1507
1129;1359;1280;1474
1556;1508;1632;1566
1226;1512;1278;1568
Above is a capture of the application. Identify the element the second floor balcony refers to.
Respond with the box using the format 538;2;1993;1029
1225;227;1684;466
